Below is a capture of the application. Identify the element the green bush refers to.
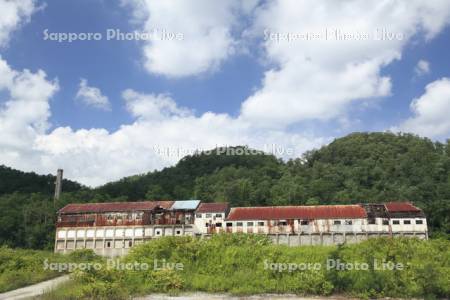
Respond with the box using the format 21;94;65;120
44;235;449;299
0;246;101;293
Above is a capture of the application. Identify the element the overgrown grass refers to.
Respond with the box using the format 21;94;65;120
0;246;101;293
42;235;450;299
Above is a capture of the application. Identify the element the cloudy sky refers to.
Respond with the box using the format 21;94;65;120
1;0;450;186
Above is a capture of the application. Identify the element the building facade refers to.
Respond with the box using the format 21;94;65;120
55;201;427;256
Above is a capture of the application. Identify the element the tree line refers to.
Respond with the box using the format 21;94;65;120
1;132;449;249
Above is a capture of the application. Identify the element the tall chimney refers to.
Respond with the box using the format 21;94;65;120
54;169;63;205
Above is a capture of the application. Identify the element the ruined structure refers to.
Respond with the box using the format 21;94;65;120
55;201;428;256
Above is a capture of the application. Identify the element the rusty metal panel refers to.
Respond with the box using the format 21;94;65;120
384;202;421;212
196;202;229;213
226;205;367;221
58;201;174;214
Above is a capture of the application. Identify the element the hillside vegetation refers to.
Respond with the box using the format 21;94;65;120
42;235;450;299
0;247;98;293
1;132;449;250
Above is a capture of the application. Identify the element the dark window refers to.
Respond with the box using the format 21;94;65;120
392;220;400;225
258;222;265;226
237;222;243;226
196;214;202;218
345;220;353;225
333;220;341;225
215;213;222;218
247;222;254;226
403;220;411;225
368;218;376;225
226;222;233;227
106;242;111;248
278;221;287;226
156;230;161;235
205;223;210;227
382;220;389;225
300;220;309;225
416;220;423;225
128;241;132;247
176;230;181;234
216;222;222;227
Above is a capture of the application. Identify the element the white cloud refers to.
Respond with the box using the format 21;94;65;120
394;78;450;138
123;89;191;120
414;59;430;76
76;78;110;110
0;0;36;47
0;56;59;169
123;0;259;77
239;0;450;127
33;90;327;186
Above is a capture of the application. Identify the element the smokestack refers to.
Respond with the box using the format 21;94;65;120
54;169;63;205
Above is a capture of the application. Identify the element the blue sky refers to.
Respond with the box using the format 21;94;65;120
1;0;450;186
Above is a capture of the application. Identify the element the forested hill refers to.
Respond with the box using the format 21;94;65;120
0;165;82;196
0;132;449;249
95;146;283;201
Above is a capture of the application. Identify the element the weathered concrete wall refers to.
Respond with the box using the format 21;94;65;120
55;224;196;257
266;231;427;246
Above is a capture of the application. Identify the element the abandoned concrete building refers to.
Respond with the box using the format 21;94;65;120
55;201;427;256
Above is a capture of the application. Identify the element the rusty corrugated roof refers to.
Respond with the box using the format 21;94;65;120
196;202;229;213
58;200;174;214
226;205;367;221
384;202;421;212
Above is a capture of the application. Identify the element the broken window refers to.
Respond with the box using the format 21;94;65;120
247;222;254;226
392;220;400;225
196;214;202;218
216;223;222;227
345;220;353;225
300;220;309;225
368;218;376;225
333;220;341;225
226;222;232;227
403;220;411;225
215;213;222;218
416;219;423;224
258;221;265;226
382;219;389;225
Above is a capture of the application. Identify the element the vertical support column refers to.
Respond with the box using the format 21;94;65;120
93;227;97;254
64;233;68;255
